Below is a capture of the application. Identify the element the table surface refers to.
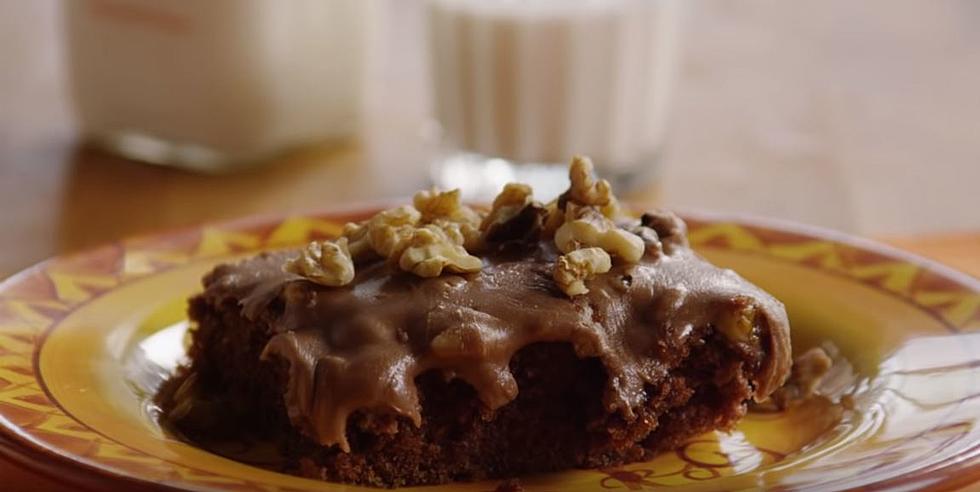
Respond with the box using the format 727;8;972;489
0;0;978;489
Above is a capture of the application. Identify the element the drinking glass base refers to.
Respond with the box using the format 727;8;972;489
88;131;278;174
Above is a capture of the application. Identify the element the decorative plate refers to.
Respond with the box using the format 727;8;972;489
0;209;978;491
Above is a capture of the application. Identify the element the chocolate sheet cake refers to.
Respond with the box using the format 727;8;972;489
158;157;792;487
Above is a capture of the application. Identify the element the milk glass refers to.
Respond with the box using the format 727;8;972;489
427;0;681;199
65;0;369;172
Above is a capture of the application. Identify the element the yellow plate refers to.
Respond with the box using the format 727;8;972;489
0;209;978;491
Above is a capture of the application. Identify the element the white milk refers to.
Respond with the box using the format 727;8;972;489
428;0;680;178
65;0;368;170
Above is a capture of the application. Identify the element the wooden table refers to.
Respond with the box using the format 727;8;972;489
0;0;977;490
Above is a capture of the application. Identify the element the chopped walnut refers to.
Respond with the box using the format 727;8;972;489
480;183;546;243
398;225;483;278
284;238;356;287
414;188;483;250
365;205;421;261
494;182;533;207
541;199;565;238
341;221;372;261
543;156;627;241
562;156;623;218
482;183;533;228
554;205;645;262
341;205;421;263
554;247;612;296
414;188;463;221
431;218;467;244
486;204;547;244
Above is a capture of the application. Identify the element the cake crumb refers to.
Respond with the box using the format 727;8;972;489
761;344;847;410
792;346;834;396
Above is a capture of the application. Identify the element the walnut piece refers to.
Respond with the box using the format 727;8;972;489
342;205;422;263
399;225;483;277
414;188;483;249
369;206;422;262
480;183;546;243
342;221;372;261
481;183;533;228
414;188;463;221
541;199;565;238
543;156;626;241
563;156;623;218
554;205;644;262
554;247;612;296
284;237;356;287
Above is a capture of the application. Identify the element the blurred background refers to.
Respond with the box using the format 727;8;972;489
1;0;978;281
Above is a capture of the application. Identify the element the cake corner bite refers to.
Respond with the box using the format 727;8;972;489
157;156;792;487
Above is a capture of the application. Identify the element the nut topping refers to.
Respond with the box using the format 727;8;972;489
289;157;653;297
481;183;546;243
554;205;644;263
562;156;623;219
553;247;613;296
398;225;483;278
414;188;483;250
285;238;356;287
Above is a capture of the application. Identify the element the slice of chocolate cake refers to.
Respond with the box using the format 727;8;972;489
158;157;791;487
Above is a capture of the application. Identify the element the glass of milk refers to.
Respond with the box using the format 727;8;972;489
65;0;370;172
426;0;682;199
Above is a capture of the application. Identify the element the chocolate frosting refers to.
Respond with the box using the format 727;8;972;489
201;219;791;452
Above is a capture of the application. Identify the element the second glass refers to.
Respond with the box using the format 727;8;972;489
66;0;369;172
426;0;681;199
